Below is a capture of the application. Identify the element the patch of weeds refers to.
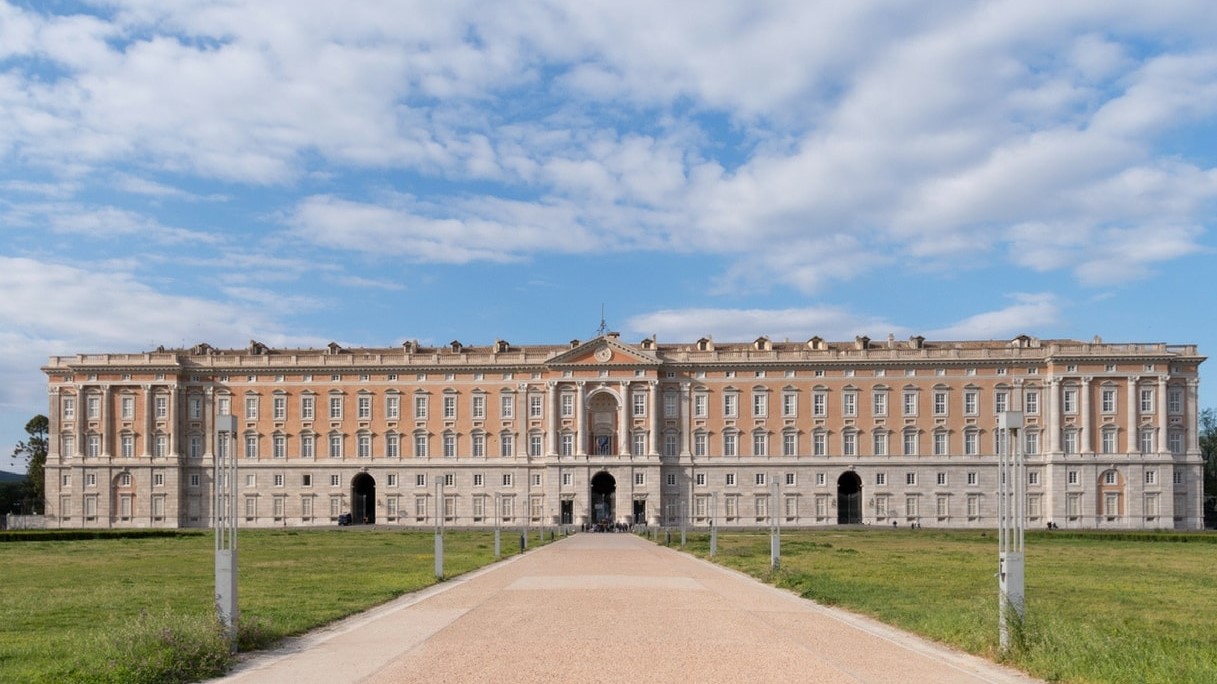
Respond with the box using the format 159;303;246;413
75;607;232;684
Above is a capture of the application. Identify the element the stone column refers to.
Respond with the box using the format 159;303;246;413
143;384;154;458
1047;378;1060;453
546;382;558;456
649;381;661;456
575;381;587;456
101;385;112;458
1080;376;1091;454
680;382;692;458
48;386;61;461
204;387;215;457
618;382;630;456
76;385;86;459
1157;375;1168;454
1126;376;1138;453
1186;378;1200;452
517;384;528;459
169;386;180;458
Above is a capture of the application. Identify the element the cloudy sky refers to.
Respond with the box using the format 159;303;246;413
3;0;1216;471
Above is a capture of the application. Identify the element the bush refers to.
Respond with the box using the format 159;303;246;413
73;608;233;684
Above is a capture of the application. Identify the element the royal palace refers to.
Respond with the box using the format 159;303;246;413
40;333;1205;530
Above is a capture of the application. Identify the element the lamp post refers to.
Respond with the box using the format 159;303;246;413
770;480;780;571
435;480;444;580
494;492;501;559
214;414;238;653
710;491;718;558
997;411;1026;651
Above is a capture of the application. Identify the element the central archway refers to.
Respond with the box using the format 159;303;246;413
351;473;376;525
590;471;616;525
837;471;862;525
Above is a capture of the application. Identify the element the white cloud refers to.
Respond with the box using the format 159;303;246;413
625;306;903;343
927;293;1061;339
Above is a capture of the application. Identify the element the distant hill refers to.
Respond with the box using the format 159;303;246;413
0;471;26;483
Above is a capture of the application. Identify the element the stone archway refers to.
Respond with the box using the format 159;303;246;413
586;392;621;455
837;471;862;524
351;473;376;525
590;471;616;525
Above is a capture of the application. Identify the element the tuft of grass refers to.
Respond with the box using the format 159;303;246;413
70;608;232;684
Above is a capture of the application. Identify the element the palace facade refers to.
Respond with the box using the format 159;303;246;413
41;333;1205;530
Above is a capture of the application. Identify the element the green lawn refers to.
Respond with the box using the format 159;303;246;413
0;527;546;683
679;529;1217;684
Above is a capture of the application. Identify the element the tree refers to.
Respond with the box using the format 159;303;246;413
10;415;48;515
1201;408;1217;528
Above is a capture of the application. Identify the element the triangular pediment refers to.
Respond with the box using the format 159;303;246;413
547;335;661;367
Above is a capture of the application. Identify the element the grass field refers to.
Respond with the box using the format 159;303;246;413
0;527;548;683
678;528;1217;684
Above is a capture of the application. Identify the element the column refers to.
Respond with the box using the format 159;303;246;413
1047;378;1060;453
546;382;558;456
1080;376;1091;454
101;385;112;458
204;387;215;457
1156;376;1168;454
517;384;527;459
680;382;692;458
76;385;86;459
48;386;61;459
143;384;154;458
1126;377;1138;453
618;382;630;456
1186;378;1200;452
575;381;586;456
649;381;661;456
169;386;180;458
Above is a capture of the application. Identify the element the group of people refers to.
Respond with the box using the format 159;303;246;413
583;521;632;533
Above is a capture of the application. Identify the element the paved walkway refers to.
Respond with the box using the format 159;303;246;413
216;533;1039;683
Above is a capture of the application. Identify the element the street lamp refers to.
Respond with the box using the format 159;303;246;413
214;414;238;653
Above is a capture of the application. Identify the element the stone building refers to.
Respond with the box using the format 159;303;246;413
40;334;1205;530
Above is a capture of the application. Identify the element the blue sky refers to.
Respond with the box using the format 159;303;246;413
2;0;1216;471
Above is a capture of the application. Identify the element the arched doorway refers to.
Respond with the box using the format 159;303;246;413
837;471;862;524
351;473;376;525
591;471;616;525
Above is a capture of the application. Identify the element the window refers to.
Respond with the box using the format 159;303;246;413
386;433;400;459
559;393;573;417
634;472;645;486
502;473;513;487
155;396;168;419
562;472;572;486
693;432;707;457
386;395;400;420
273;434;286;459
474;473;484;487
933;432;948;456
244;435;258;459
1063;388;1077;414
1067;470;1079;486
1101;429;1116;454
472;394;485;419
964;390;978;415
1063;430;1077;455
936;472;947;486
414;395;428;419
785;472;796;486
755;473;766;486
274;474;284;487
529;434;543;457
632;433;647;456
875;472;886;486
872;391;887;417
1101;388;1116;414
693;393;708;418
842;432;856;456
1139;389;1154;413
501;434;514;458
967;494;980;518
500;395;514;419
1168;388;1183;414
444;473;455;487
782;432;797;457
842;392;857;417
532;473;542;488
872;432;887;456
415;434;429;458
416;474;426;487
358;434;371;459
472;433;485;458
666;473;677;487
1024;391;1039;414
87;396;101;419
302;474;312;487
695;473;706;486
1023;430;1039;455
302;395;315;420
358;395;372;420
994;391;1008;414
964;431;978;456
1139;429;1155;454
273;396;287;420
813;432;826;456
443;395;458;419
121;396;135;420
752;432;767;457
725;472;736;486
1145;470;1157;485
724;393;738;418
813;392;827;417
529;394;543;418
1169;431;1183;454
903;391;917;416
189;396;202;420
752;393;767;418
782;393;797;417
154;434;167;458
62;396;76;419
933;391;947;415
189;473;200;487
903;431;918;456
633;392;648;417
723;432;737;457
816;473;825;486
443;434;456;458
329;396;343;420
560;433;573;456
301;434;315;459
967;471;978;486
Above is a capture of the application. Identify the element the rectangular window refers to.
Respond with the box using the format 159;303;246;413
1168;389;1183;414
559;394;573;417
273;435;286;459
301;396;315;420
693;393;708;418
634;472;645;486
842;392;857;417
443;434;456;458
154;435;167;459
967;494;980;518
842;432;856;456
154;396;168;419
560;433;573;456
529;434;543;457
1063;389;1077;414
386;433;399;459
122;396;135;420
813;432;826;456
782;393;797;417
472;394;485;419
416;474;426;487
415;434;428;458
725;496;738;519
188;396;202;420
632;432;647;456
302;474;312;487
967;471;978;486
755;472;766;486
875;472;886;486
695;473;706;486
501;434;514;458
528;394;543;418
415;395;428;419
1169;431;1183;454
785;472;796;486
1101;430;1116;454
1024;391;1039;414
443;395;457;419
1101;388;1116;414
502;473;513;487
723;433;737;457
964;390;978;416
693;432;707;457
87;396;101;419
273;474;284;487
562;472;572;486
752;393;767;418
872;392;887;417
964;431;978;456
500;395;514;419
244;435;257;459
934;432;948;456
936;472;947;486
783;432;797;457
903;432;917;456
1063;431;1077;455
633;392;648;417
872;432;887;456
725;472;736;486
813;393;827;417
906;472;916;486
329;435;342;459
1139;389;1154;413
752;433;767;457
62;396;76;419
1024;430;1039;455
1067;470;1079;485
472;433;485;458
724;393;738;418
933;392;948;416
358;434;371;458
994;391;1008;414
329;396;343;420
301;434;315;459
386;395;400;420
903;392;917;416
273;395;287;420
474;473;484;487
358;395;372;420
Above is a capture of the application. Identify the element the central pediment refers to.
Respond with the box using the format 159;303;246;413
546;335;661;367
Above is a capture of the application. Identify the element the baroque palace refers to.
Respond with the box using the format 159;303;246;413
41;333;1205;530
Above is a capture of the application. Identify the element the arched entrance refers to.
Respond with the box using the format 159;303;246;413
591;471;616;525
837;471;862;524
351;473;376;525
